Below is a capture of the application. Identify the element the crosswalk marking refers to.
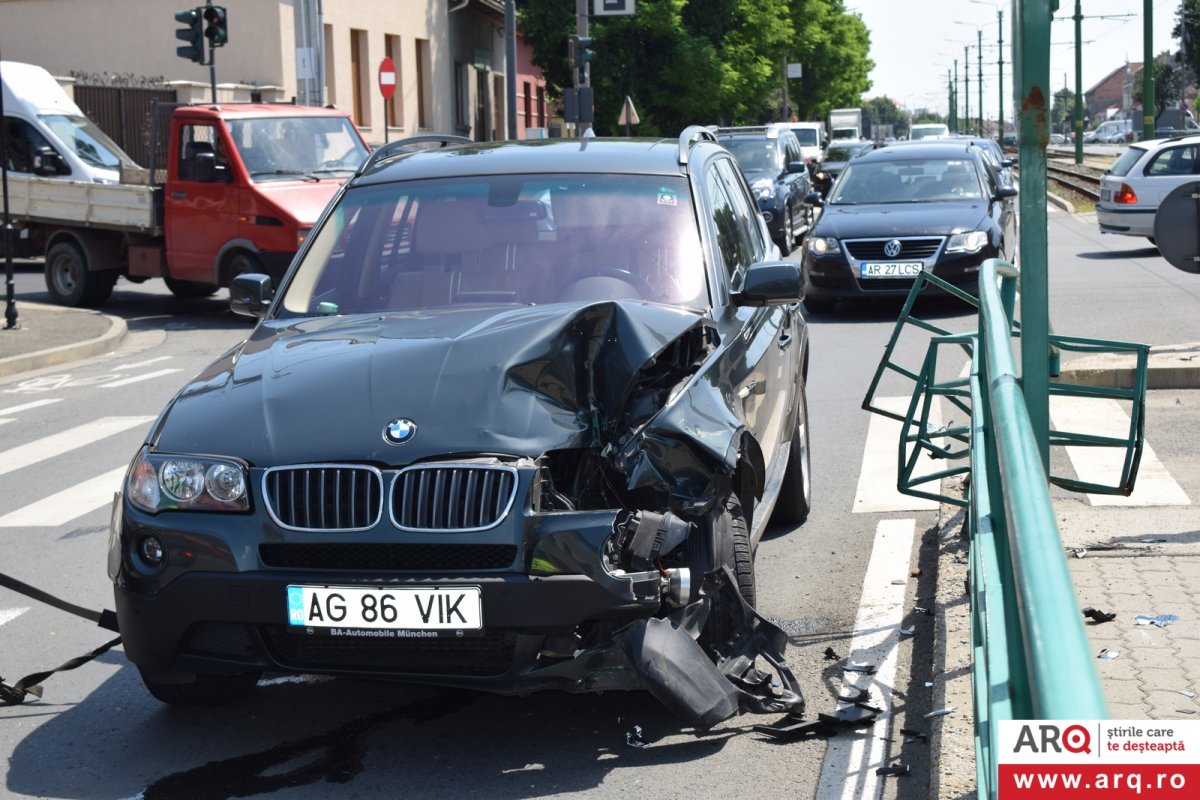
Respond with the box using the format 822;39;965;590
0;416;154;479
854;396;942;513
99;368;183;389
0;398;63;416
1050;396;1190;507
0;467;126;527
120;357;173;370
0;608;30;626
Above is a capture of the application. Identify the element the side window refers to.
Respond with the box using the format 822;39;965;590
705;169;751;281
785;137;801;167
3;117;60;174
715;158;767;261
980;160;998;196
177;123;230;183
1145;145;1197;177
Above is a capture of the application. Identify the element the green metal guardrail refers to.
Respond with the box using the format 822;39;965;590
863;259;1150;799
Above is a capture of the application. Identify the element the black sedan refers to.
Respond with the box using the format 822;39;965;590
800;142;1017;313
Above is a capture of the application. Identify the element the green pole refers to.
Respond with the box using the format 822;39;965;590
1017;0;1053;466
998;8;1005;144
1074;0;1084;163
1144;0;1156;139
964;45;971;136
978;29;984;136
953;60;959;131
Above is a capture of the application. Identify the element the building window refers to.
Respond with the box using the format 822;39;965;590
455;62;470;130
385;35;403;128
523;81;532;129
536;86;546;127
350;28;370;127
416;39;432;130
493;74;505;140
323;23;336;106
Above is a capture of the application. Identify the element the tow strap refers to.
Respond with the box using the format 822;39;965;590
0;571;121;706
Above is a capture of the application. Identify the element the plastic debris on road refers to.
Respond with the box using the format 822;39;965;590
1082;607;1117;623
1099;648;1120;659
1135;613;1179;628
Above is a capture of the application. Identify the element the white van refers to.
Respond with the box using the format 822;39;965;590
909;123;950;140
785;121;825;163
2;60;138;184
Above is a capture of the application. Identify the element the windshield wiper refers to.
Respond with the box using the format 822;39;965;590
249;169;320;182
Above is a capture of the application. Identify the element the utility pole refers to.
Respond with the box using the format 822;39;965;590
1074;0;1084;163
964;44;971;136
998;8;1005;143
1143;0;1155;140
1;51;17;331
978;29;984;136
505;0;517;139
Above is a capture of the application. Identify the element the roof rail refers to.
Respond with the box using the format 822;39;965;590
359;134;474;174
678;125;718;165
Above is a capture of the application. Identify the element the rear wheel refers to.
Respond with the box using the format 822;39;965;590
139;667;261;707
44;241;115;307
224;251;266;287
773;382;812;525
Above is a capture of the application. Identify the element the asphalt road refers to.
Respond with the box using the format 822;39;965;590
0;205;1197;798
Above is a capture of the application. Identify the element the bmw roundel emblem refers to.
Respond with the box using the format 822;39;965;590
383;418;418;445
883;239;902;258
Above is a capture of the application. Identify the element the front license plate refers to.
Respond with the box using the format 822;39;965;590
861;262;923;279
286;585;483;634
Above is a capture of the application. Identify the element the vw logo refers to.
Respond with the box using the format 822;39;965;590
883;239;902;258
383;418;418;445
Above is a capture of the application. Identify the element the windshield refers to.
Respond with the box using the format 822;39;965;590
824;145;862;162
279;173;709;317
39;114;138;170
227;115;369;181
830;158;983;204
910;125;949;140
720;138;781;174
790;127;820;146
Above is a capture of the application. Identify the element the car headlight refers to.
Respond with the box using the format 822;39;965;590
751;178;774;199
946;230;988;254
127;448;249;514
807;236;839;255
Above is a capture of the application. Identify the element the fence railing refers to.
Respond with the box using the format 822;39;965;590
863;259;1149;798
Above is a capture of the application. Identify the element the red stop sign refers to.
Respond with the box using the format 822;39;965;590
378;57;396;100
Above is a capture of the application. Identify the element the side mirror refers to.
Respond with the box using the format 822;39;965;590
1000;158;1015;168
32;146;66;176
194;151;217;183
995;185;1018;200
732;261;804;307
230;273;274;318
805;190;824;207
786;160;806;174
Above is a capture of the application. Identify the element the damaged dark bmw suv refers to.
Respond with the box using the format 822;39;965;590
110;128;813;726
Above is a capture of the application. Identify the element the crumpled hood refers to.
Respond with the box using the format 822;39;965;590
152;302;707;467
815;201;988;240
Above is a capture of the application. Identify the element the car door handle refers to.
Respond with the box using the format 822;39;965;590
778;331;793;349
170;191;187;200
737;380;758;399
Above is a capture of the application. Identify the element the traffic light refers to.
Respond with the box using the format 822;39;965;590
175;8;204;63
203;5;228;48
568;35;596;70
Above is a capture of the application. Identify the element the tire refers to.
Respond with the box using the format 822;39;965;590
803;296;836;314
773;382;812;525
711;494;756;608
775;209;793;257
164;277;219;298
139;667;260;707
44;241;116;307
224;251;266;288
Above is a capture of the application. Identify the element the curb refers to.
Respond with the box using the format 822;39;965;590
1058;343;1200;391
0;304;128;379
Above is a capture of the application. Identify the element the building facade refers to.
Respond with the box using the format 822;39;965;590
0;0;547;146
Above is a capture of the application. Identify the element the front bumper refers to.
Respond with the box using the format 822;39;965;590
801;245;988;301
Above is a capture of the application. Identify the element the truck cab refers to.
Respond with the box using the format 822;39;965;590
158;104;370;289
1;60;138;184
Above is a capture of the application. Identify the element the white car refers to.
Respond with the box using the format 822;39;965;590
1097;134;1200;243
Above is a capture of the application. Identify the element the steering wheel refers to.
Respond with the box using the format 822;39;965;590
562;267;653;299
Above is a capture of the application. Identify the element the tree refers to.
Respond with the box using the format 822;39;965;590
1051;87;1077;135
862;96;904;138
785;0;874;122
1133;59;1183;115
1173;0;1200;83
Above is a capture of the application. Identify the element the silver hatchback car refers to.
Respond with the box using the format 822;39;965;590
1097;134;1200;243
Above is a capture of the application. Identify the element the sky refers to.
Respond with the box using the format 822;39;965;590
846;0;1182;121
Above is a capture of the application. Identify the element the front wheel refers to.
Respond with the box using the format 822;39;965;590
164;277;219;298
776;208;793;257
44;241;116;307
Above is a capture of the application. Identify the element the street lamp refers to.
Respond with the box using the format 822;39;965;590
954;23;982;135
938;52;959;131
946;39;971;136
971;0;1006;145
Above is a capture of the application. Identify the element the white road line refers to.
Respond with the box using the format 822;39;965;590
0;398;62;416
120;357;173;369
0;466;126;527
0;608;30;626
0;416;154;479
0;419;12;427
816;518;916;800
1050;396;1190;506
99;368;183;388
854;396;942;513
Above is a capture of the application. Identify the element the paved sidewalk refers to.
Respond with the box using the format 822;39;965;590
0;301;127;379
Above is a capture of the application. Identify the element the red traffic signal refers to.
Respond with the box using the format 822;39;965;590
203;5;228;47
